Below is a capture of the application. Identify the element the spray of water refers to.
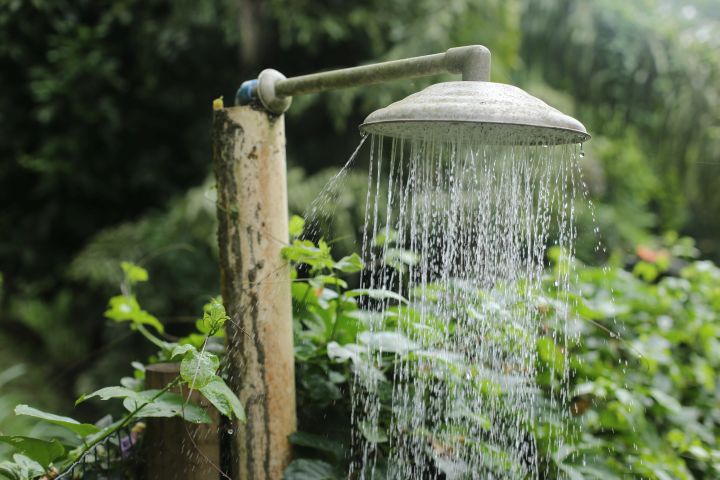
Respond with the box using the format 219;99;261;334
350;132;582;479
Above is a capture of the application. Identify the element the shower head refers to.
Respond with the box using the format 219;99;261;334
360;81;590;145
235;45;589;145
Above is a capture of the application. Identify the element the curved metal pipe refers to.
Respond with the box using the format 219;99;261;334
236;45;491;114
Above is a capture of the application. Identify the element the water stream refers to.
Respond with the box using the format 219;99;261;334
349;132;583;479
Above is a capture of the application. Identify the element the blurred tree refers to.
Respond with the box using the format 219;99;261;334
0;0;523;412
521;0;720;256
2;0;719;421
0;0;242;403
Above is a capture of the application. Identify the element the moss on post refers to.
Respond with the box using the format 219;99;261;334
212;106;296;480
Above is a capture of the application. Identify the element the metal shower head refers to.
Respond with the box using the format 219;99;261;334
236;45;589;145
360;81;590;145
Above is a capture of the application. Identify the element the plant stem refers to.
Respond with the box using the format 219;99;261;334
329;282;343;342
62;376;182;473
136;323;168;350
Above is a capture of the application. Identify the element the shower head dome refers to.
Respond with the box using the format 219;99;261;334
360;81;590;145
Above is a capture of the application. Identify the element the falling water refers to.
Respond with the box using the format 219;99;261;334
350;132;582;479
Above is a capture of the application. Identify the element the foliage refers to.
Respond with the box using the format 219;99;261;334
538;244;720;479
3;0;719;427
1;0;719;477
521;0;720;256
0;264;242;479
284;221;719;479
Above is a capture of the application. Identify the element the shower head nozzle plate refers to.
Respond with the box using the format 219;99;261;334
360;82;590;145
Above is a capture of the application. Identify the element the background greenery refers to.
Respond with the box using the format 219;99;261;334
1;0;718;477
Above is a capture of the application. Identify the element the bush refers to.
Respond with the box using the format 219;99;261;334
285;225;719;479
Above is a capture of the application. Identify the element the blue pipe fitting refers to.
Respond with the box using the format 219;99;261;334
235;79;258;106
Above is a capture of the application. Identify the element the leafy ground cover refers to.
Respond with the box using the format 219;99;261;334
0;264;243;479
283;218;720;479
1;219;718;479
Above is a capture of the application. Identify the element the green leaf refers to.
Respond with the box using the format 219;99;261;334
180;350;220;389
537;336;565;374
326;341;363;364
171;344;196;359
104;295;164;333
283;458;339;480
0;436;65;468
14;405;99;437
358;420;388;443
122;391;211;424
288;432;344;461
633;261;658;282
199;377;246;422
281;240;334;271
372;228;397;247
0;454;45;480
289;215;305;238
346;288;408;304
76;386;141;406
312;275;348;289
334;253;363;273
121;261;148;285
197;298;229;334
358;331;417;353
383;248;419;271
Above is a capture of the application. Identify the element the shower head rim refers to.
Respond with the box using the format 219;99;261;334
359;119;591;144
360;81;590;145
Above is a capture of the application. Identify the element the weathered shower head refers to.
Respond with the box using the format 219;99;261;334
360;82;589;145
236;45;589;145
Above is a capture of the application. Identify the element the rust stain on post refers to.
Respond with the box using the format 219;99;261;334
212;106;295;480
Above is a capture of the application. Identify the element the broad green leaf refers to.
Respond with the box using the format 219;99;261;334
171;344;196;359
383;248;419;271
283;458;339;480
199;377;246;422
120;376;143;390
326;341;363;364
14;405;99;437
334;253;363;273
372;228;397;247
197;298;229;334
281;240;334;271
76;386;141;406
104;295;164;333
346;288;408;304
0;454;45;480
632;260;659;282
649;388;682;413
301;372;342;404
180;350;219;389
0;436;64;468
122;390;211;424
537;337;565;374
288;431;344;461
358;331;417;353
313;275;348;289
289;215;305;238
358;420;388;443
121;261;148;284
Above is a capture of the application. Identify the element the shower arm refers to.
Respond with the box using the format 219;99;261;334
235;45;491;115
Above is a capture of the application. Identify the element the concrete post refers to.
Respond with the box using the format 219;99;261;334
144;363;220;480
212;105;296;480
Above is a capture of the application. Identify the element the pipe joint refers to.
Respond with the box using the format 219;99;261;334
445;45;491;81
256;69;292;115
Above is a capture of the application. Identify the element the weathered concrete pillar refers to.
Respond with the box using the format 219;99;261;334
212;105;296;480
